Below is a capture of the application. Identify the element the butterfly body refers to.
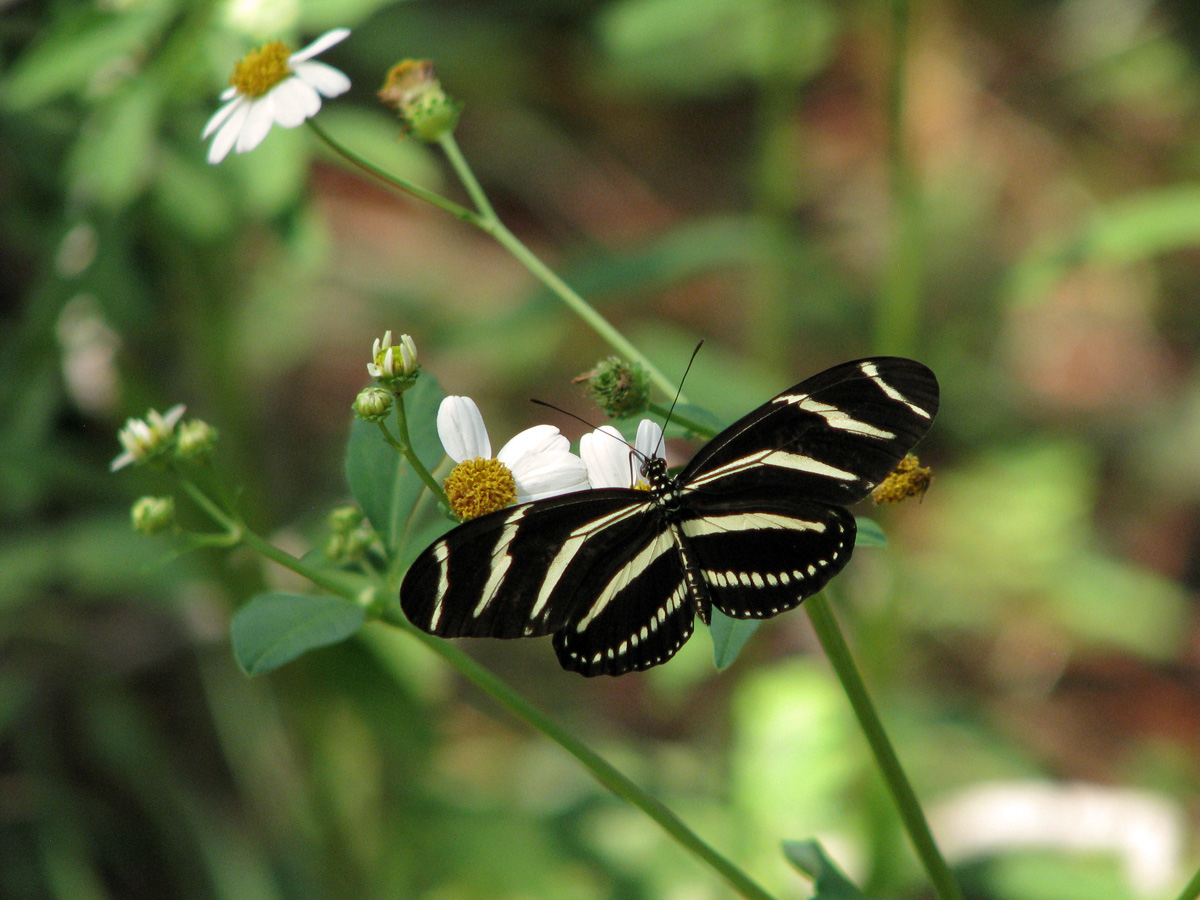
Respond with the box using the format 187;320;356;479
400;357;938;676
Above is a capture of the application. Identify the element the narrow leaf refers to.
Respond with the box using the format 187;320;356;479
232;592;365;675
782;839;868;900
853;516;887;548
710;608;759;670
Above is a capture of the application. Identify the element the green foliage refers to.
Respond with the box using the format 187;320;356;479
232;592;367;674
784;838;870;900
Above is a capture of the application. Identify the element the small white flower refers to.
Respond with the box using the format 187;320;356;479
202;28;351;164
437;396;589;516
367;330;418;380
111;405;186;471
580;419;663;489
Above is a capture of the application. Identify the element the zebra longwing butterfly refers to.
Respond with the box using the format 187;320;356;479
400;357;939;677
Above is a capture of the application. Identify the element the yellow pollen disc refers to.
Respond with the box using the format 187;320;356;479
230;40;293;98
443;458;517;520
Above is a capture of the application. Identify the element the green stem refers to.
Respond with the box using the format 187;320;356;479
438;133;497;221
378;605;777;900
387;397;450;509
805;594;964;900
176;476;364;602
307;120;478;224
647;401;717;441
310;120;680;401
1175;866;1200;900
877;0;923;357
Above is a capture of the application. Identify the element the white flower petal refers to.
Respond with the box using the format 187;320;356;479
292;59;351;97
163;404;187;428
269;77;319;128
512;452;589;502
219;85;239;101
497;424;569;471
438;396;490;462
235;97;275;153
207;100;251;163
289;28;350;63
110;450;137;472
581;426;636;489
202;95;243;139
635;419;663;460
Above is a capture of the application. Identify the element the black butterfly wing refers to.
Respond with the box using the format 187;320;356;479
680;357;939;506
678;487;857;620
400;489;656;639
552;515;699;677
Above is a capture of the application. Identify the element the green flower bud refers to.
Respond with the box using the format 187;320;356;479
175;419;219;461
576;357;651;419
378;60;461;143
111;405;186;471
131;496;175;535
367;330;419;391
353;386;394;422
328;505;364;535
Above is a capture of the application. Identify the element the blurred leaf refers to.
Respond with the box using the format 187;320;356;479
232;592;366;675
1010;186;1200;304
346;375;451;567
854;517;886;548
68;80;163;208
598;0;837;95
782;838;868;899
1;2;171;110
152;147;235;240
710;609;759;670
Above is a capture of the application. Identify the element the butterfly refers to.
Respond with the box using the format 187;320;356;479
400;357;939;676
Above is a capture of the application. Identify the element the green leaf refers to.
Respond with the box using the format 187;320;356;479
232;593;366;675
68;80;162;208
345;375;450;568
710;608;759;670
782;839;868;899
853;516;887;548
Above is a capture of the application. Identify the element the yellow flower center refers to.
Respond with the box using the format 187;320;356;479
443;457;517;520
230;40;293;98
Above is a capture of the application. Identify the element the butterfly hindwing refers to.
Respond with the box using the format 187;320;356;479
553;517;698;677
679;489;857;620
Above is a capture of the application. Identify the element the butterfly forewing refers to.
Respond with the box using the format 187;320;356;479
681;358;938;506
398;356;939;676
400;490;656;639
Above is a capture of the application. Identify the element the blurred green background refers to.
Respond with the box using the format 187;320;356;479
4;0;1200;898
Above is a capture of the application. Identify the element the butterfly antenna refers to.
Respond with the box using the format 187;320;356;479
529;398;643;456
655;340;704;458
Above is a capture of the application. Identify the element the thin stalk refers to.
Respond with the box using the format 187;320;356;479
647;401;717;441
310;120;682;402
1175;866;1200;900
378;604;778;900
805;594;964;900
389;397;449;509
176;476;364;603
877;0;923;357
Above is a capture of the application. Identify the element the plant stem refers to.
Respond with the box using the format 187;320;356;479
806;594;964;900
1175;865;1200;900
388;397;450;509
378;603;778;900
877;0;923;357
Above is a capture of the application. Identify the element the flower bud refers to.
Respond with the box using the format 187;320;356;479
378;60;461;143
175;419;219;461
328;505;364;535
131;496;176;535
367;331;419;390
575;357;650;420
353;386;394;421
111;405;186;471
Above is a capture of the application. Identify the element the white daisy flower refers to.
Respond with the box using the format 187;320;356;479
202;28;351;164
437;395;589;519
111;405;187;471
580;419;664;489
